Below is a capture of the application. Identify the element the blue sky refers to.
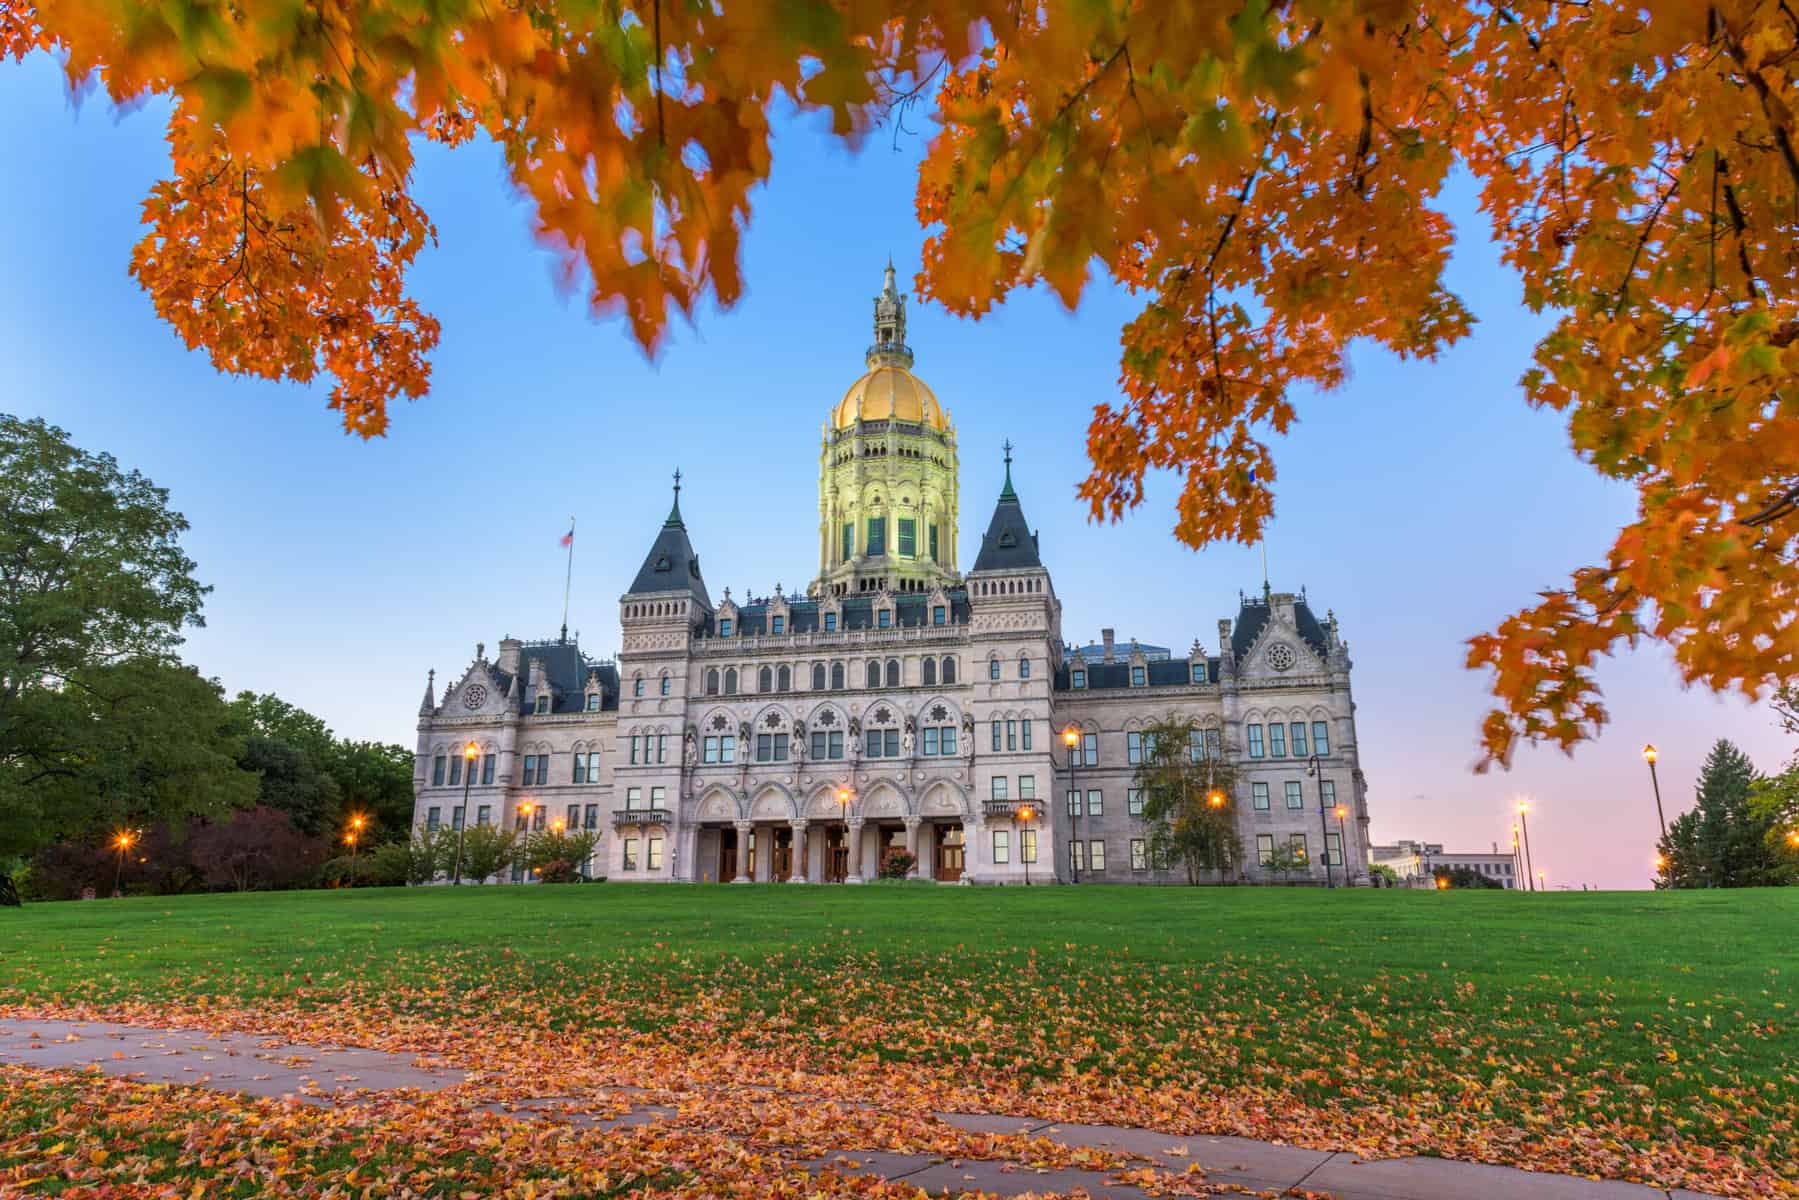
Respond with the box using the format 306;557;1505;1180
4;53;1789;889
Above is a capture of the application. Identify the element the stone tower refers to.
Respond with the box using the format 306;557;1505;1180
813;262;960;598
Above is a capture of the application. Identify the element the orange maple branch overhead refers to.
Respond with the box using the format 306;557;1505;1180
6;0;1799;762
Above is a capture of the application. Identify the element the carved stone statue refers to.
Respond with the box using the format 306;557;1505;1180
901;715;916;756
791;722;807;761
848;715;862;756
962;713;976;760
683;726;698;766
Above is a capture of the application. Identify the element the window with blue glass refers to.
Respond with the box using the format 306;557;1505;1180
1285;781;1304;809
1290;722;1307;756
932;605;945;626
718;618;733;637
1130;665;1146;686
1269;723;1287;757
878;608;892;629
989;659;1001;681
1311;721;1330;755
866;517;886;556
771;615;785;634
1248;724;1265;758
824;612;837;632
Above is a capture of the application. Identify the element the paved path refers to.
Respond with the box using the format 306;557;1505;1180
0;1018;1720;1200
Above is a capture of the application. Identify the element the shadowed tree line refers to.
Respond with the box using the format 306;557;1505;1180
0;413;413;899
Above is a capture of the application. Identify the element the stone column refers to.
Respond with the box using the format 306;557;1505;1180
789;820;810;882
964;815;984;885
903;815;922;879
732;820;753;883
845;818;866;884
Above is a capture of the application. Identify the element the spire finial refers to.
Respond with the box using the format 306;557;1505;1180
868;257;913;369
999;439;1017;502
665;468;684;527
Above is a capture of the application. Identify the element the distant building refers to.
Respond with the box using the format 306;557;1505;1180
1371;840;1520;888
409;264;1375;885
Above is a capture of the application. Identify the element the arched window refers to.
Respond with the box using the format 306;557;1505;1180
758;666;773;693
988;658;1001;681
724;668;738;695
633;674;644;697
831;662;845;690
942;656;957;684
865;661;881;688
706;669;719;695
1018;656;1031;679
811;663;826;690
885;659;900;688
922;658;937;687
660;673;671;695
778;665;792;691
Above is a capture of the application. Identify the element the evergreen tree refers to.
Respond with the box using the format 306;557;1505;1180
1656;740;1783;888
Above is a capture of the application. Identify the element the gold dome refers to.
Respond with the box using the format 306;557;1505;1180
834;365;948;431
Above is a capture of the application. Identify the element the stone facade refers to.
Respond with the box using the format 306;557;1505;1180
410;267;1373;885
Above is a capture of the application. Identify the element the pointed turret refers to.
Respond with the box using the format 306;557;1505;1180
419;669;436;716
868;260;914;369
972;441;1042;571
627;469;712;608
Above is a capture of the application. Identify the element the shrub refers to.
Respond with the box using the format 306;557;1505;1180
878;848;916;879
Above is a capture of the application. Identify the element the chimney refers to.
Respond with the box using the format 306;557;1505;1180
1102;628;1116;663
497;637;522;675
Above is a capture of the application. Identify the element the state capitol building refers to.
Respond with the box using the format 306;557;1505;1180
411;266;1373;885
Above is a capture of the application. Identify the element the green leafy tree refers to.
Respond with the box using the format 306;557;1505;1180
0;657;256;857
1262;843;1306;884
1746;762;1799;885
0;415;222;854
453;824;520;885
238;736;341;837
327;740;416;842
522;828;602;883
230;691;413;840
1133;715;1239;885
1436;866;1503;890
1656;740;1784;888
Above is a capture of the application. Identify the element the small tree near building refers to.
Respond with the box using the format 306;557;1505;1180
1134;716;1241;884
1262;843;1306;884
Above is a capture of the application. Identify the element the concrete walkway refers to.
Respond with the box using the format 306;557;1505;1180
0;1017;1721;1200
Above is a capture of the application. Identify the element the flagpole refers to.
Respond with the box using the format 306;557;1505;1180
560;515;576;645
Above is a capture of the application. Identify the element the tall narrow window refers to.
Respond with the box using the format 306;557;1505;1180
448;756;462;786
1019;658;1031;679
1256;833;1275;865
432;755;446;786
1248;724;1265;758
1311;721;1331;755
885;659;900;687
1325;832;1343;867
778;665;791;691
942;657;957;684
1290;722;1308;757
1252;782;1270;810
929;524;939;562
1088;840;1106;872
660;674;671;696
1130;839;1147;870
1066;789;1082;816
1321;780;1337;807
1285;781;1304;810
1127;788;1144;816
573;754;587;784
718;618;734;637
1006;720;1017;751
832;662;845;689
865;661;881;688
812;663;826;690
878;608;892;629
866;517;886;556
989;659;1001;681
991;777;1009;801
898;518;917;558
992;829;1010;863
932;605;946;626
841;523;854;561
1021;828;1038;863
1071;669;1086;688
482;754;496;785
1130;665;1146;686
991;720;1002;752
1127;732;1144;764
1269;723;1287;757
1205;729;1222;760
824;612;838;632
1087;789;1103;817
759;666;773;693
535;756;549;785
771;615;785;634
1081;732;1098;766
922;658;937;686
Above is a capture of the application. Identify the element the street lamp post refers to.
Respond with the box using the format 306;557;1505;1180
1063;726;1081;883
1517;800;1537;892
111;830;135;897
1016;803;1035;886
1206;787;1227;883
1307;754;1333;888
1511;825;1524;890
516;801;534;883
451;741;478;885
836;786;852;883
1334;804;1349;884
346;814;366;886
1642;743;1669;841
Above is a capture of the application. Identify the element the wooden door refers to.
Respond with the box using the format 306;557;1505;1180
773;828;793;881
825;827;848;883
934;824;965;882
718;829;737;882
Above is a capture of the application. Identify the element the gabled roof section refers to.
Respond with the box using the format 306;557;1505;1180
491;641;619;714
627;473;711;607
971;446;1042;572
1232;588;1330;659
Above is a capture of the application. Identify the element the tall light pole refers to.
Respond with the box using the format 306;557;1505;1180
1207;787;1227;882
346;814;366;886
451;741;478;885
836;786;852;883
1517;800;1537;892
1063;726;1081;883
1334;804;1349;883
1307;754;1333;888
1016;802;1034;886
1511;825;1523;891
111;830;135;897
1642;743;1669;841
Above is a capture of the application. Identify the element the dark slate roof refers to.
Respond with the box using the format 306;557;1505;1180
703;590;973;637
1231;592;1329;659
627;491;711;607
1068;641;1171;661
492;641;619;714
970;461;1042;572
1053;657;1219;691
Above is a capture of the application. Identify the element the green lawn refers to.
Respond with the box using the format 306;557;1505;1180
2;884;1796;1190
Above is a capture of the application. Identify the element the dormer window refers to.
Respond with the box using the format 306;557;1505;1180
718;618;734;637
1072;668;1086;688
771;615;785;634
586;693;601;712
1191;663;1206;684
535;694;551;714
824;612;837;632
878;609;892;629
932;605;946;626
1130;665;1146;687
